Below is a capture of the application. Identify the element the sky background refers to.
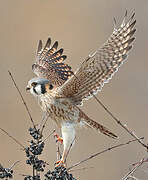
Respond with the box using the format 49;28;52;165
0;0;148;179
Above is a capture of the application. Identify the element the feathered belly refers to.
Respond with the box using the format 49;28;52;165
39;94;80;127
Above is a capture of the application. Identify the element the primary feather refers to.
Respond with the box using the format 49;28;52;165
32;38;73;87
58;12;136;105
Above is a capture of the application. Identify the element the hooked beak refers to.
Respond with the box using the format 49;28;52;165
26;86;30;91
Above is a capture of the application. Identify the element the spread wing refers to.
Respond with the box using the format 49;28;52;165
32;38;73;87
59;12;136;104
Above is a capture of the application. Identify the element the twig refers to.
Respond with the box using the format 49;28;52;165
122;158;145;180
68;166;94;173
67;137;144;171
56;142;61;161
33;166;35;178
0;163;4;170
132;158;148;166
40;112;50;136
127;175;139;180
42;129;55;143
54;132;62;161
20;174;31;177
9;161;20;170
93;95;148;150
38;112;47;130
0;127;25;150
64;137;76;164
8;70;36;129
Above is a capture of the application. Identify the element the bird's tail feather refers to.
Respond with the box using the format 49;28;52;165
83;117;118;139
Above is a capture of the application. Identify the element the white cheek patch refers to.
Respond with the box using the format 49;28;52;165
35;85;42;95
30;88;37;96
29;85;43;96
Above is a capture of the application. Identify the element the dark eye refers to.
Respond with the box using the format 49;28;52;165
49;84;53;90
31;82;37;87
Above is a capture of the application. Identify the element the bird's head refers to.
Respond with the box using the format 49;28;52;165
26;77;54;96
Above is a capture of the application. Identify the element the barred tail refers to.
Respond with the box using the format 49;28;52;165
83;117;118;139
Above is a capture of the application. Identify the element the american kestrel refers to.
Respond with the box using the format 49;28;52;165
26;12;136;166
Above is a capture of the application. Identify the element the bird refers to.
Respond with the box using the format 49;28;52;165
26;12;136;166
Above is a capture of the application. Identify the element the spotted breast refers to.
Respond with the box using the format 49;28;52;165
39;93;80;127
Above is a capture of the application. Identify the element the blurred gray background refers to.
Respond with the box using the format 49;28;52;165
0;0;148;179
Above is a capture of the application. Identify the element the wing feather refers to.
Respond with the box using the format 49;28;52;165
59;12;136;104
32;38;73;87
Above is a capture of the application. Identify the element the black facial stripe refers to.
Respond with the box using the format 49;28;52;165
33;87;38;94
41;84;46;94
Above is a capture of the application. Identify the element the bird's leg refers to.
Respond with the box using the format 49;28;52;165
55;123;76;167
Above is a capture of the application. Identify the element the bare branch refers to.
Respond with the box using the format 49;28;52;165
64;137;76;164
93;95;148;150
0;163;4;170
56;142;61;161
132;158;148;166
0;127;25;150
8;70;36;129
68;166;94;173
128;176;139;180
54;133;62;161
9;161;20;170
67;137;144;171
122;158;145;180
42;129;55;143
40;112;50;136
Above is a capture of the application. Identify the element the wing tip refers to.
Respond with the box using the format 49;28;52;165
46;37;51;48
130;11;136;21
115;11;136;30
37;40;42;53
59;48;64;55
53;41;58;49
109;132;118;139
